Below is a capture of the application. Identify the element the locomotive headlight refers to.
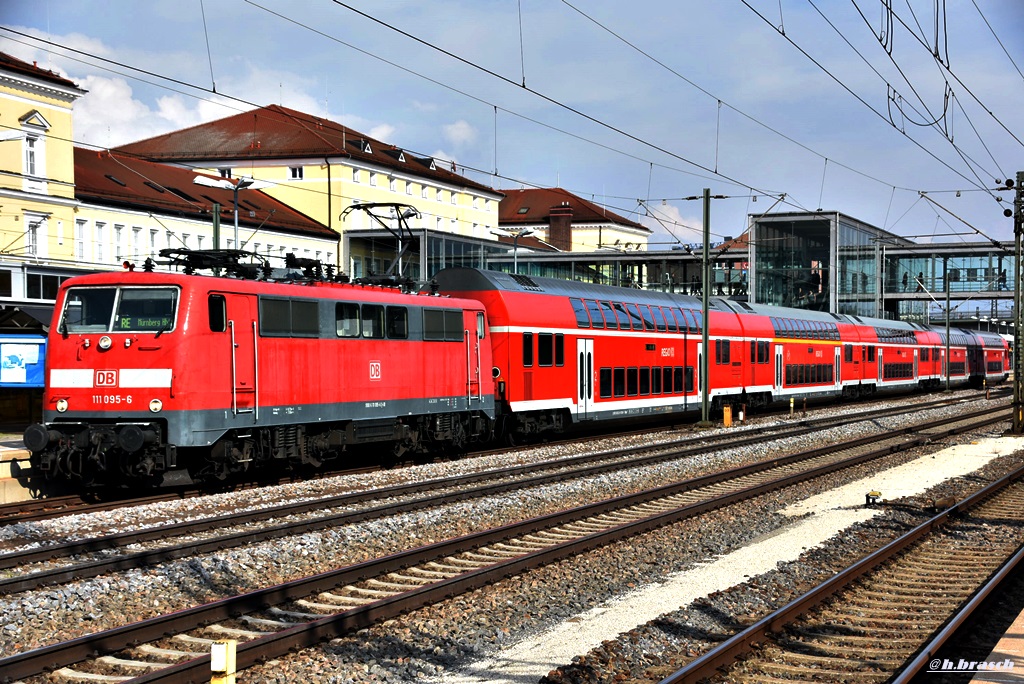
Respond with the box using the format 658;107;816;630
98;336;112;350
149;399;163;413
56;399;68;413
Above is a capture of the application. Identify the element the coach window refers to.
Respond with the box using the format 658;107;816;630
691;310;703;333
208;294;226;333
844;345;853;363
600;301;618;329
570;298;591;327
627;367;638;396
586;300;605;328
555;333;564;366
613;367;626;397
612;302;631;330
867;345;876;362
651;306;666;332
523;332;534;367
663;307;678;333
336;302;360;338
361;304;385;338
662;367;673;393
639;367;650;396
538;333;554;366
716;339;730;364
652;366;662;393
640;305;655;331
626;303;645;330
386;306;408;339
477;312;486;339
291;300;319;337
673;367;685;393
599;368;613;398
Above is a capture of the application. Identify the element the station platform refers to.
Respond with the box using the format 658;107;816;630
971;608;1024;682
0;431;32;503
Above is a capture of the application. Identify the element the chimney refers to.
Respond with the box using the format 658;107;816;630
548;202;573;251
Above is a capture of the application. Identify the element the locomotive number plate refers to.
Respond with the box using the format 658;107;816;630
92;394;133;405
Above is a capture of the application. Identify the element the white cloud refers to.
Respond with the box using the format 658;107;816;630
369;124;397;143
442;119;478;148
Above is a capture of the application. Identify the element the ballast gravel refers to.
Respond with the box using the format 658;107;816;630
0;392;1017;684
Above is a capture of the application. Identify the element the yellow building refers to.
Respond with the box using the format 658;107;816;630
114;104;504;278
0;53;86;326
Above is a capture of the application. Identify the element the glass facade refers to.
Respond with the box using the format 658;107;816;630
754;217;831;311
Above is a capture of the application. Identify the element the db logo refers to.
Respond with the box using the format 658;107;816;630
95;370;118;387
369;361;381;381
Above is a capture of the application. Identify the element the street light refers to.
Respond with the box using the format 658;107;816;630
491;227;535;274
193;175;269;249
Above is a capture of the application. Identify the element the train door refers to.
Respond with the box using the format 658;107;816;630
913;349;918;380
878;349;884;384
775;344;784;395
835;347;841;388
576;338;594;419
219;293;258;420
465;311;485;404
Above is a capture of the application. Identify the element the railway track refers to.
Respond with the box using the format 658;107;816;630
0;399;1004;596
0;405;1006;683
656;453;1024;683
0;390;997;527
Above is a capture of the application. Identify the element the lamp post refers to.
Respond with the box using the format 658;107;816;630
194;175;265;249
491;228;535;274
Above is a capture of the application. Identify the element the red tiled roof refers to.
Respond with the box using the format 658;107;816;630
74;147;336;240
498;187;649;232
0;52;82;90
114;104;498;196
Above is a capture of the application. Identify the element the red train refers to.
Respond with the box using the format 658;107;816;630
22;252;1008;489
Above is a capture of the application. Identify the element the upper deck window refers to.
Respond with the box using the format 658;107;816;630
61;287;178;334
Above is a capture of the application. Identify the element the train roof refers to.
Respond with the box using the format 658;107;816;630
435;268;988;341
434;267;734;313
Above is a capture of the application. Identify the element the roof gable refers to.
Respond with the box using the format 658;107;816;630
73;147;335;240
498;187;649;232
114;104;498;196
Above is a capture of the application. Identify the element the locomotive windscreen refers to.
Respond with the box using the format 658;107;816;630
61;286;179;333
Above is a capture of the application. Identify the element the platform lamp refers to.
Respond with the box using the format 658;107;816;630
491;227;535;274
193;175;270;249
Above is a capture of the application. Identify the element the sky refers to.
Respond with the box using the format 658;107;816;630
3;0;1023;250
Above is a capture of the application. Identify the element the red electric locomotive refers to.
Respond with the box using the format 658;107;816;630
433;267;1007;435
24;252;495;487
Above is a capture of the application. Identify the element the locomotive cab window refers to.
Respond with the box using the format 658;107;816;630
208;294;226;333
523;332;534;367
61;286;178;334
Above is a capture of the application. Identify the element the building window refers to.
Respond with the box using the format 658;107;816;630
114;224;124;260
24;136;37;176
96;222;105;262
421;185;428;199
389;177;397;192
76;220;86;260
473;196;479;210
451;191;457;205
407;182;413;195
219;168;232;178
149;229;157;255
289;166;303;179
352;167;360;183
369;172;377;187
0;269;11;297
26;221;38;256
132;227;142;259
436;188;442;202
